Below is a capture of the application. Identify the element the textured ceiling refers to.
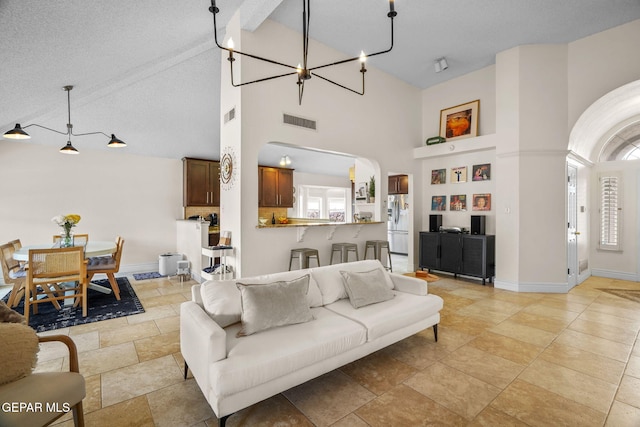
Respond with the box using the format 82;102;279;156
2;0;640;171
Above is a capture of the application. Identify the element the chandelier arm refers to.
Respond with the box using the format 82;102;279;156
311;71;365;96
229;68;299;88
22;123;68;136
71;130;110;138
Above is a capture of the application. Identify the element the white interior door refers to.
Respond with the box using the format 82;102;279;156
567;164;578;288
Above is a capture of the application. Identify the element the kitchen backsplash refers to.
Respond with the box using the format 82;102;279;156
184;206;220;221
258;207;288;222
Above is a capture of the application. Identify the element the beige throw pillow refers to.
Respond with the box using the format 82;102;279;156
236;275;314;337
0;323;39;385
200;280;242;328
340;268;395;309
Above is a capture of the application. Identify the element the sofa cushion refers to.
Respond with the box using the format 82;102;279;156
236;275;314;337
0;323;39;385
200;280;242;328
311;260;393;305
340;268;395;308
238;269;323;307
325;292;444;342
210;307;366;397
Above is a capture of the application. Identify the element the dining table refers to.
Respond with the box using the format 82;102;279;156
13;240;118;297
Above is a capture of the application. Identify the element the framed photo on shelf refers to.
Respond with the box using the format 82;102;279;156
472;163;491;181
440;100;480;142
431;169;446;184
451;166;467;183
472;193;491;211
450;194;467;211
431;195;446;211
356;182;368;201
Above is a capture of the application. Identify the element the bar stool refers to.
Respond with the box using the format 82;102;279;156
364;240;393;271
329;243;359;264
289;248;320;271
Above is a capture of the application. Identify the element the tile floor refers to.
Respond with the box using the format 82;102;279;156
24;272;640;426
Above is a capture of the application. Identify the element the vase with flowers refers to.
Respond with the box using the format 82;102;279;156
52;214;81;247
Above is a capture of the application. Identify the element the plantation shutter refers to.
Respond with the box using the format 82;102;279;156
599;173;621;251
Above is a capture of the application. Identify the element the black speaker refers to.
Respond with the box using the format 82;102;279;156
429;214;442;232
471;215;486;235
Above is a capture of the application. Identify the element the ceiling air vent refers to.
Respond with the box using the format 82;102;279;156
224;107;236;124
283;113;317;131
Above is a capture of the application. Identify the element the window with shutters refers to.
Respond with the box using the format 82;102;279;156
598;172;622;251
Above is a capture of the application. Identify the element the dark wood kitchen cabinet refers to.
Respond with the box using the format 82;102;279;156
419;232;495;285
388;174;409;194
183;158;220;207
258;166;294;207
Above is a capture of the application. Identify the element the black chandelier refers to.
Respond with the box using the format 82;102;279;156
3;85;126;154
208;0;397;105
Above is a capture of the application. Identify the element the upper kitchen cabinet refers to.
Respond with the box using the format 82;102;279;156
183;158;220;207
388;174;409;195
258;166;294;207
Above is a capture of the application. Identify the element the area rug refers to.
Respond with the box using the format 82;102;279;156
2;277;145;332
598;288;640;303
133;271;165;280
404;271;440;282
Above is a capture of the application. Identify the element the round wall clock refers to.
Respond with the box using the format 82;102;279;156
220;146;237;190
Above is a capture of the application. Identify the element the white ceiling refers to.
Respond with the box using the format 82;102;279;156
2;0;640;172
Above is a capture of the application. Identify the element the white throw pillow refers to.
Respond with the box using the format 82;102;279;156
238;269;323;307
200;280;242;328
236;275;314;337
340;268;395;309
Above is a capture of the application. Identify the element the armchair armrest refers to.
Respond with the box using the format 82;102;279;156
389;273;428;295
38;335;80;373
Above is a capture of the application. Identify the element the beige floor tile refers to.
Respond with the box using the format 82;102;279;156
468;405;530;426
508;310;572;333
616;375;640;408
535;296;589;313
587;302;640;323
101;354;183;407
456;303;516;325
540;342;626;384
555;329;632;362
605;400;640;426
595;293;640;311
578;308;640;332
449;287;496;301
434;325;477;352
569;317;638;345
522;302;582;321
489;319;558;347
282;370;376;427
134;288;161;299
141;292;187;308
339;350;417;395
34;357;65;373
355;384;467;426
78;341;139;376
441;312;495;336
172;352;191;379
489;291;543;306
134;330;180;362
404;362;501;420
519;358;617;413
147;378;214;427
223;394;313;427
82;395;154;427
38;337;87;363
381;336;446;370
626;355;640;378
442;345;525;388
99;320;159;347
467;331;543;365
126;305;177;325
330;413;369;427
490;379;606;427
154;315;180;333
68;316;128;336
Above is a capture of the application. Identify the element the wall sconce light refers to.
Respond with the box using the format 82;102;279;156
279;155;292;166
434;57;448;73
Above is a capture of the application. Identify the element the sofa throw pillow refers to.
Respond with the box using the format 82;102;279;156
236;274;314;337
200;280;242;328
340;268;395;309
0;323;39;385
0;300;26;324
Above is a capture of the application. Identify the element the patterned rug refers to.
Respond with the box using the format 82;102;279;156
2;277;144;332
133;272;165;280
598;288;640;303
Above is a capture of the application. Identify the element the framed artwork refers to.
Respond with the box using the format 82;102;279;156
451;166;467;183
431;169;446;184
472;193;491;211
440;100;480;141
356;182;368;200
450;194;467;211
472;163;491;181
431;195;446;211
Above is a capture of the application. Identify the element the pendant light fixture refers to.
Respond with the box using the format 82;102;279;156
3;85;127;154
208;0;398;105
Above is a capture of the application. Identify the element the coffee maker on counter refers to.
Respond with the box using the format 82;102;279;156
209;213;218;226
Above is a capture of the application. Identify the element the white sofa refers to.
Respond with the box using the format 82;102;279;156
180;260;443;426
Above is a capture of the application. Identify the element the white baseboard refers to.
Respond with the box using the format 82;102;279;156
494;279;570;293
590;269;638;281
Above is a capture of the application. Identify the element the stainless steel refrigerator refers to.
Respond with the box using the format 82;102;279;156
388;194;409;254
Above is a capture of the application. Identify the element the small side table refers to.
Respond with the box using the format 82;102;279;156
201;246;234;280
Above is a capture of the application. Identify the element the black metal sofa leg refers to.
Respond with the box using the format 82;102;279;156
433;324;438;342
219;414;230;427
184;361;189;379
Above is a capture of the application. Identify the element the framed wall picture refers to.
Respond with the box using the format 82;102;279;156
440;100;480;142
472;163;491;181
431;195;446;211
450;194;467;211
356;182;368;201
472;193;491;211
451;166;467;183
431;169;446;184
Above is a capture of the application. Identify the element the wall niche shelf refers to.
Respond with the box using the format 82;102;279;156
414;133;497;159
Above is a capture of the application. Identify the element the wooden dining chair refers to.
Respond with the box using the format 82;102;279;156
0;242;26;308
86;236;124;301
52;233;89;247
25;247;88;326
